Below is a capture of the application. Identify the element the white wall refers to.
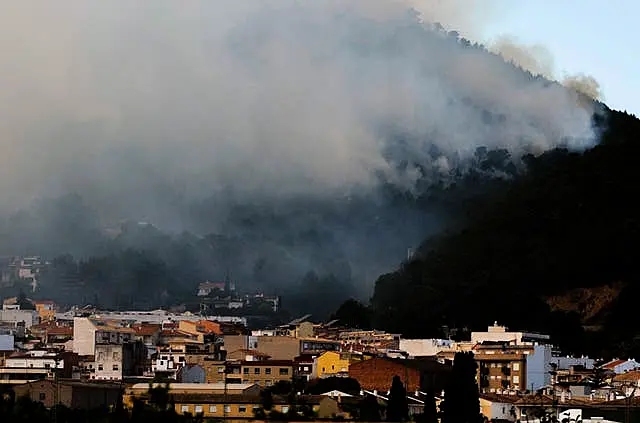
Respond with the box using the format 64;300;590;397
73;317;97;356
399;339;454;357
94;344;123;380
526;345;552;391
5;356;63;369
0;309;38;328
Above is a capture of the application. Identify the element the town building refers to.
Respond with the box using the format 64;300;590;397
32;300;56;321
223;335;340;361
348;357;450;393
0;305;38;329
0;349;77;385
399;338;457;358
313;351;367;379
238;360;294;387
602;358;640;375
13;379;123;409
471;322;550;346
339;330;401;353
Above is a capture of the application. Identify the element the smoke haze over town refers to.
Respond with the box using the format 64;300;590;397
0;0;601;304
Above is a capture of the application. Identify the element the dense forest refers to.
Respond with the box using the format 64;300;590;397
371;108;640;358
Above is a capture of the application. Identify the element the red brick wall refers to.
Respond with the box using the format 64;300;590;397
349;358;421;392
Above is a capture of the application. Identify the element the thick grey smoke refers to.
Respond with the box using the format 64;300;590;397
0;0;595;225
489;35;603;100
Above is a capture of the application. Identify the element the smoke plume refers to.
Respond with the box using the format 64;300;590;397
0;0;596;224
489;35;603;101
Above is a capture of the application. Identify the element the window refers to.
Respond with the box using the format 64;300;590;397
98;352;104;361
113;351;119;360
513;375;519;384
303;366;309;371
322;367;325;372
218;367;224;373
281;406;289;413
195;405;203;414
224;405;231;413
181;405;190;413
209;405;217;413
239;406;247;413
332;365;335;370
179;356;185;362
279;368;289;375
254;368;260;374
45;363;50;369
98;365;104;371
39;393;46;401
513;363;520;371
243;368;249;374
265;368;272;375
113;365;119;371
490;375;495;380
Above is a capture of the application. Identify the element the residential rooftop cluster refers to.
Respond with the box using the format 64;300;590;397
1;298;639;421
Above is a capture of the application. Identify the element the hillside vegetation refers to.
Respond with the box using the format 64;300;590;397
371;109;640;358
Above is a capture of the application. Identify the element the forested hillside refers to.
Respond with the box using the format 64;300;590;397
371;109;640;358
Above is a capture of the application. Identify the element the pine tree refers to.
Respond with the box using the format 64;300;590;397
440;352;483;423
387;375;409;421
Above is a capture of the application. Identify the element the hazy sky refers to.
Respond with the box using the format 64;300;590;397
480;0;639;115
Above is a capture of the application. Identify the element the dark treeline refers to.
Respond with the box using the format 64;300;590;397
371;109;640;358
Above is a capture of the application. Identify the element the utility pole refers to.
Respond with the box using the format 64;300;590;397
51;356;61;423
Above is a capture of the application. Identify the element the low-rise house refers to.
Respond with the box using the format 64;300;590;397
177;364;206;383
14;379;123;409
0;307;38;329
132;323;161;358
314;351;358;378
0;349;77;384
32;300;56;322
178;320;222;341
294;354;316;381
602;359;640;375
197;281;227;297
612;370;640;397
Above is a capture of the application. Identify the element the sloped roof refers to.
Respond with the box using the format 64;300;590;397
613;370;640;382
603;359;627;369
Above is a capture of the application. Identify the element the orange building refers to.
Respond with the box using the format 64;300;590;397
32;300;56;321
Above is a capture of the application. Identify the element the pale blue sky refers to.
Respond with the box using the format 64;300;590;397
479;0;639;115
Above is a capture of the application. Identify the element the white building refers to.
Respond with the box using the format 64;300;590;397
399;339;456;358
0;308;39;329
471;322;550;346
0;350;64;384
550;355;595;370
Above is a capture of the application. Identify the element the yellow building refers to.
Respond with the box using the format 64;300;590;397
315;351;351;378
33;300;56;321
124;382;334;419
